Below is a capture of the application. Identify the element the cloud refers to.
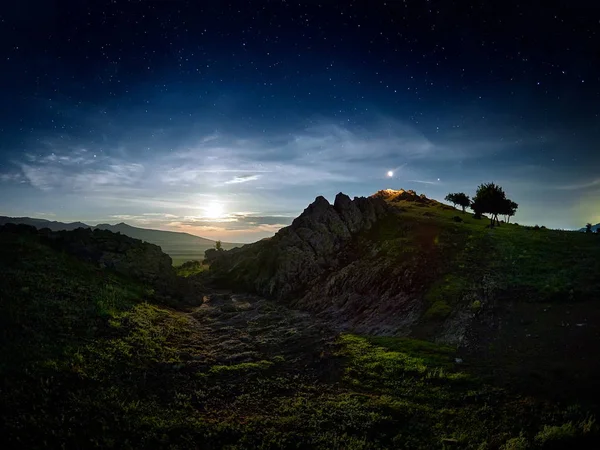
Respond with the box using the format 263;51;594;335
19;161;144;192
407;179;442;185
0;172;24;183
554;178;600;191
224;174;261;184
174;213;294;230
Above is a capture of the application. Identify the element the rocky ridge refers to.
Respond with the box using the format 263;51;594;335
205;191;450;336
205;192;390;299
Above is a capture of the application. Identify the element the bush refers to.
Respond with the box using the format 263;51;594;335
424;300;452;319
534;422;578;445
501;434;529;450
533;225;540;231
452;216;463;223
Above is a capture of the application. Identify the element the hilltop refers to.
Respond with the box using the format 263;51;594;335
0;215;241;265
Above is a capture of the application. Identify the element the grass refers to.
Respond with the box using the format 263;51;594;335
174;259;209;277
374;200;600;306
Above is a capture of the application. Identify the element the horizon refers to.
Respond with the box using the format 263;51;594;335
0;186;589;243
1;2;599;241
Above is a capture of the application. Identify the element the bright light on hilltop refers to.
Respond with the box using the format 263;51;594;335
387;170;394;177
204;202;225;219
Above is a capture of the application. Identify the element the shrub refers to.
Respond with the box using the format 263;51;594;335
533;225;540;231
534;422;578;445
452;216;463;223
424;300;452;320
501;434;529;450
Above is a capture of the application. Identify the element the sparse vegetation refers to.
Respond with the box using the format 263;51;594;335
174;259;208;277
445;192;471;213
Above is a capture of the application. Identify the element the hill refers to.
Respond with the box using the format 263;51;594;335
0;215;241;265
1;192;600;448
206;189;600;400
0;215;89;231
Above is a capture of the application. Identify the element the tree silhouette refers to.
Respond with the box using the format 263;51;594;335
502;199;518;223
471;197;484;219
472;182;508;228
215;240;223;250
586;223;592;234
445;192;471;213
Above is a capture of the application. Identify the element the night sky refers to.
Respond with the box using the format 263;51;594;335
1;1;599;241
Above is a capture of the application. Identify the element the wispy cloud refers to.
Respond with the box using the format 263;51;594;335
407;179;442;185
224;174;262;184
554;178;600;191
0;172;24;183
19;161;144;192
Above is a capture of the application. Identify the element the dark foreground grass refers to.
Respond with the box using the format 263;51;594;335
1;228;599;449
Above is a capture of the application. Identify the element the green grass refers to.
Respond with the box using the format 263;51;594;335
174;259;209;277
378;200;600;306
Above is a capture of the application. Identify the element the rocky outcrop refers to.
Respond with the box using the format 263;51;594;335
206;193;391;300
205;190;457;337
0;223;176;287
372;188;438;205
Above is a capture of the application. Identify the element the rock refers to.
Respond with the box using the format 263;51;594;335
207;193;392;302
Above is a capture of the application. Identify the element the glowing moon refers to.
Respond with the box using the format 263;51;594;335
387;170;394;177
204;202;224;219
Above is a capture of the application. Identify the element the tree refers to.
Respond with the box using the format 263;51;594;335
472;182;509;228
471;197;484;219
215;240;223;250
586;223;593;234
501;199;518;223
445;192;471;213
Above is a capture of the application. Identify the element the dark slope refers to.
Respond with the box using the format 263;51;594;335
0;215;242;264
2;222;599;448
0;215;88;231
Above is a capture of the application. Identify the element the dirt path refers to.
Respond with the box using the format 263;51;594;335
175;290;340;374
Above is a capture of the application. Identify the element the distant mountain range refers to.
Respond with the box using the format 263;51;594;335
0;216;242;264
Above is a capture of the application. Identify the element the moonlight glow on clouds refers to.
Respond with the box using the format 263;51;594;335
0;1;599;239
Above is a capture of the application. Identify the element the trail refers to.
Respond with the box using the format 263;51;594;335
175;289;340;372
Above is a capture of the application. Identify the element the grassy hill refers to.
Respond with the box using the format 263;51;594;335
207;190;600;407
1;193;600;448
0;216;242;265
